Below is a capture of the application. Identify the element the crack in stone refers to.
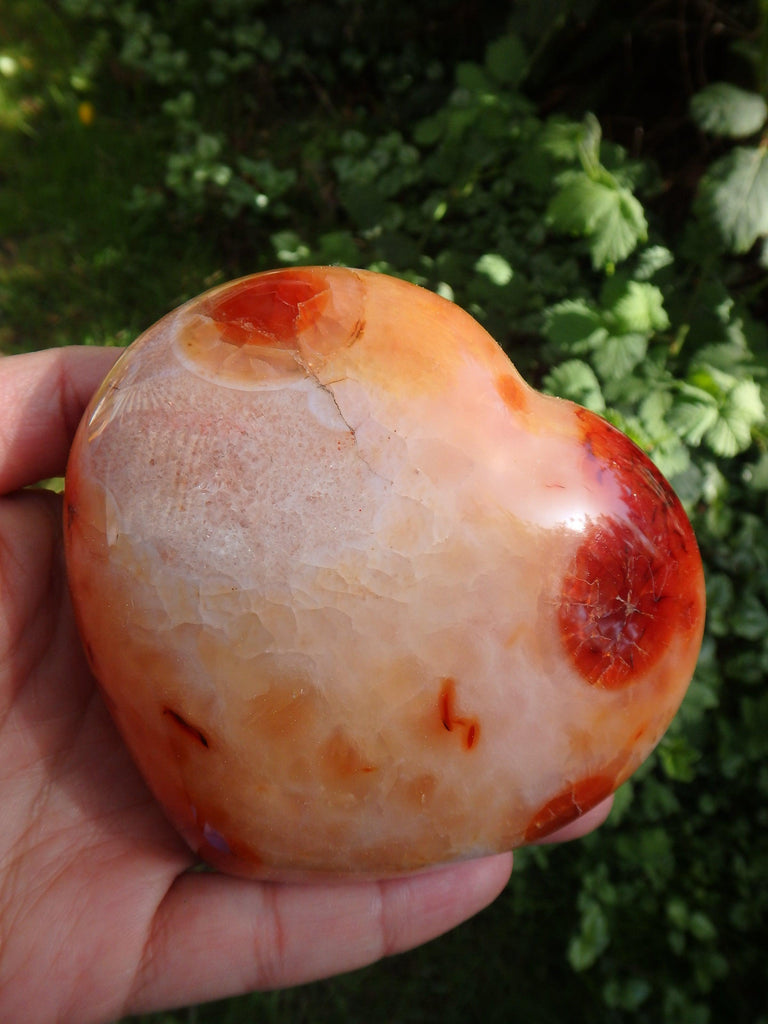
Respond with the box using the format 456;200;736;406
295;357;396;487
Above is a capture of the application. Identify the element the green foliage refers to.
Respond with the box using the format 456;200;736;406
696;145;768;254
546;115;649;270
691;81;768;137
691;67;768;256
3;2;768;1023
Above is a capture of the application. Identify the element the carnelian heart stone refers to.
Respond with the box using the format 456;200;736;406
64;267;705;879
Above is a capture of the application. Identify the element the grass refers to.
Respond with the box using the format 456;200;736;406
0;110;225;353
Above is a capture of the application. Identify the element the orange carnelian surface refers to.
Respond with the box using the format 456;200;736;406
64;267;706;879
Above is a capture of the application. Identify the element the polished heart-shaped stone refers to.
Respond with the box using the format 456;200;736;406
64;267;705;879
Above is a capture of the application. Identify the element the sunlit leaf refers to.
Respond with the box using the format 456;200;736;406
634;244;674;279
540;116;585;161
691;82;768;138
670;393;720;446
547;170;647;268
592;332;647;380
709;378;765;455
475;252;513;285
543;297;604;347
544;358;605;411
608;281;669;334
696;145;768;252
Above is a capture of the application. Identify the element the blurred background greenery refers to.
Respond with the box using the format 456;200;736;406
2;1;768;1021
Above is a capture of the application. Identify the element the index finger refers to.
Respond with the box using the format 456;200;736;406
0;347;122;494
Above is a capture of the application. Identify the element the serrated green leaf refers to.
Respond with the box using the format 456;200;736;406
544;359;605;411
703;377;765;455
590;186;648;268
609;281;669;334
640;388;674;436
686;364;734;398
542;298;604;348
592;332;648;380
725;378;765;425
547;171;648;269
634;244;674;280
651;439;691;481
670;394;720;446
697;145;768;252
706;415;753;457
691;82;768;138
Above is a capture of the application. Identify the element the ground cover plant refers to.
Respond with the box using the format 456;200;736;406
2;0;768;1021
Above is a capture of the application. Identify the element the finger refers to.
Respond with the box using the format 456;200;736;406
126;853;513;1015
0;347;121;494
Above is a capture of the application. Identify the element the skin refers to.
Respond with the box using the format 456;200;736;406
0;347;610;1024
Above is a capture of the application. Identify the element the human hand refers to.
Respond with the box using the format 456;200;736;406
0;347;610;1024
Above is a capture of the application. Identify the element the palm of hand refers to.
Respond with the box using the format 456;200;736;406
0;481;193;1020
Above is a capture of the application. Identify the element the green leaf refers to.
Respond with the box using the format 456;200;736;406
705;573;735;637
484;34;527;87
688;912;718;942
640;388;674;436
731;593;768;640
697;145;768;252
591;332;648;381
651;438;692;480
658;734;700;782
608;281;670;334
547;171;648;269
671;368;763;454
475;252;514;286
724;376;765;423
568;900;610;972
634;244;674;280
540;116;586;161
691;83;768;138
577;112;603;179
544;359;605;411
670;392;721;446
667;897;689;929
603;977;652;1011
455;61;492;95
543;298;604;348
271;229;310;264
707;378;765;455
